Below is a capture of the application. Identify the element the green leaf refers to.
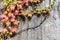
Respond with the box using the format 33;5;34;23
3;2;8;6
9;0;12;3
7;8;10;12
0;37;3;40
23;12;26;16
8;32;13;35
14;2;17;4
34;0;37;2
14;0;17;1
14;0;17;4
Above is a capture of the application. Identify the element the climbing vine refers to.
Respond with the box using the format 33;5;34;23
0;0;56;40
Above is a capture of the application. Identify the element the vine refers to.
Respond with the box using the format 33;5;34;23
0;0;56;40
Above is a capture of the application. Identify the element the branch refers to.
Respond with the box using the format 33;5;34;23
16;16;47;35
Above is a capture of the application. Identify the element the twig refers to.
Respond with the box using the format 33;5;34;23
16;16;47;35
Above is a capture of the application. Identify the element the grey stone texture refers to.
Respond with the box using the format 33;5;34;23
0;0;60;40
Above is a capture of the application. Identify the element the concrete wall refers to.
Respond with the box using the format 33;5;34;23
0;0;60;40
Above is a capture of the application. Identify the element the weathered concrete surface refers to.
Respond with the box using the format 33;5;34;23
0;0;60;40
